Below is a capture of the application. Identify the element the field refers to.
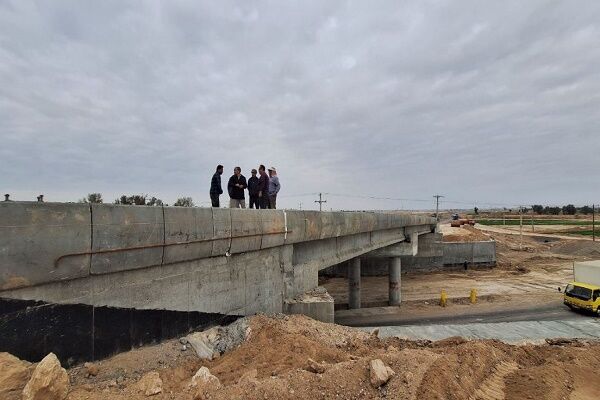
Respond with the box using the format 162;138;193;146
477;219;594;226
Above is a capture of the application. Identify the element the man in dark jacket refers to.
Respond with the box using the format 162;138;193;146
247;169;260;209
209;165;224;207
227;166;247;208
257;164;270;209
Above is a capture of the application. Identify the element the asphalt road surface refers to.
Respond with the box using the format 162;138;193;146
336;301;593;328
340;302;600;343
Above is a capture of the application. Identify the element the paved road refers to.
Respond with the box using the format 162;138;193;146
342;303;600;344
336;302;590;327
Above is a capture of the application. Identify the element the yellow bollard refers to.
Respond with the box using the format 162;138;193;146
470;288;477;304
440;290;447;307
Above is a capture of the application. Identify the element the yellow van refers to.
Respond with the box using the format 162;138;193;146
563;282;600;314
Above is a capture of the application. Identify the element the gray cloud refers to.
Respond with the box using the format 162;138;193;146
1;0;599;209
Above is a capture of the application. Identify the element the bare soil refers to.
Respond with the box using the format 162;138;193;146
59;314;600;399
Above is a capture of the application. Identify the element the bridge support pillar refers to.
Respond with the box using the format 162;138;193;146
348;258;361;309
389;257;401;306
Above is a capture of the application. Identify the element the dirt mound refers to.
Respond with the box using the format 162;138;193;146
37;314;600;399
551;240;600;258
442;226;492;242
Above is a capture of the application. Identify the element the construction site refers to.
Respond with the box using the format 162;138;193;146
2;204;600;400
3;2;600;399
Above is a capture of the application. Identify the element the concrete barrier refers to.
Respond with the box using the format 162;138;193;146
230;208;262;253
211;208;231;257
258;210;286;249
91;204;164;274
163;207;213;265
0;202;92;290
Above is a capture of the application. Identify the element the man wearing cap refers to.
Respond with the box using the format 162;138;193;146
267;167;281;209
247;169;260;209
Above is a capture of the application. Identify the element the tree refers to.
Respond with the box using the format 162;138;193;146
114;194;163;206
147;197;163;206
174;197;194;207
579;205;593;215
562;204;576;215
473;207;479;215
531;205;544;214
79;193;103;204
544;206;561;215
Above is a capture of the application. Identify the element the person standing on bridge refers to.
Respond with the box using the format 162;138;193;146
228;166;247;208
247;169;260;209
209;165;224;207
257;164;270;209
267;167;280;209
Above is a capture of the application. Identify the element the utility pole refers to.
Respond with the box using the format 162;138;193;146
298;202;302;210
593;204;596;242
314;193;327;212
433;195;444;222
519;206;523;250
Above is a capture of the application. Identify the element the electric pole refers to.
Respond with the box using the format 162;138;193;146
433;195;444;221
593;204;596;242
519;206;523;250
315;193;327;212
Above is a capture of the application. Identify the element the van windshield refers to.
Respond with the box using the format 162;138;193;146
565;284;592;301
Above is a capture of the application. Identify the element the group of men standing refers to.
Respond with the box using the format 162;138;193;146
210;164;281;209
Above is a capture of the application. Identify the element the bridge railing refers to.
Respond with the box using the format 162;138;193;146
0;202;435;291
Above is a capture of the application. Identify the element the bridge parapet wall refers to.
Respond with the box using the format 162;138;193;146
0;202;435;292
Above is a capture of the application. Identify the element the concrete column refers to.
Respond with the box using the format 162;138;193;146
389;257;401;306
348;258;361;309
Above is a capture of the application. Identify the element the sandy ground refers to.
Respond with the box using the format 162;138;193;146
323;226;600;314
56;314;600;400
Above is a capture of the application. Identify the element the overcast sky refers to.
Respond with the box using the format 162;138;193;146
1;1;599;210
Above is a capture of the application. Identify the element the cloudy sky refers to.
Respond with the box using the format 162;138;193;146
1;1;599;210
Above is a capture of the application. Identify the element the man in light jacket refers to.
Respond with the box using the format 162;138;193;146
267;167;281;209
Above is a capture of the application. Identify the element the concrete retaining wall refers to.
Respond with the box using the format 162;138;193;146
442;241;497;267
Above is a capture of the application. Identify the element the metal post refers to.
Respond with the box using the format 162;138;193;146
593;204;596;242
389;257;401;306
519;206;523;250
348;258;361;309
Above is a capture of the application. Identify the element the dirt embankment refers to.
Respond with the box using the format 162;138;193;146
9;314;592;400
441;225;492;242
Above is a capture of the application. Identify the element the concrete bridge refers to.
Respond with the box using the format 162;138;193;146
0;202;437;323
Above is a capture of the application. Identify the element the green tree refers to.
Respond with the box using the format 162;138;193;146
79;193;103;204
579;205;593;215
544;206;561;215
531;205;544;214
562;204;576;215
114;194;163;206
174;197;194;207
